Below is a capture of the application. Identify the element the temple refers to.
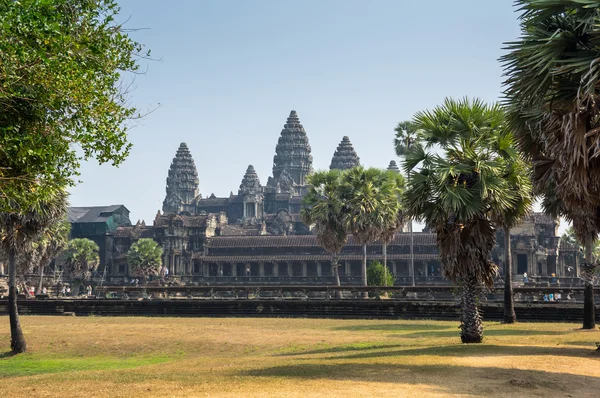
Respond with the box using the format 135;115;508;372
48;110;581;286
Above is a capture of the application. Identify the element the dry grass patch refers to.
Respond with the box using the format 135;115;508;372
1;316;600;397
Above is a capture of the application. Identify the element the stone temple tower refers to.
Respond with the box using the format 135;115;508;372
387;160;400;173
162;143;199;214
329;136;360;171
238;165;264;220
271;110;313;187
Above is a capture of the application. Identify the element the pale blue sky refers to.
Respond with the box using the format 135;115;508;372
69;0;524;227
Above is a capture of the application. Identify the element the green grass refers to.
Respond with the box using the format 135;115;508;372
0;354;172;377
1;316;600;397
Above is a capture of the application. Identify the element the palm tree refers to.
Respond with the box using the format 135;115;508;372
127;238;163;285
491;145;533;324
302;170;347;298
63;238;100;295
394;121;419;157
502;0;600;329
341;167;400;298
404;98;516;343
0;189;68;353
28;220;71;294
379;171;405;286
395;121;419;286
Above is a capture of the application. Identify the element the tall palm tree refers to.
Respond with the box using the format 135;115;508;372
379;171;405;286
341;167;400;298
404;98;516;343
0;189;68;353
302;170;347;298
395;121;419;286
27;220;71;294
490;140;533;324
502;0;600;329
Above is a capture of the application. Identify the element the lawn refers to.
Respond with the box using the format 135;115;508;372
1;316;600;397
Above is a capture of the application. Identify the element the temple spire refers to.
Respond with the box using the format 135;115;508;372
239;165;262;195
162;142;199;214
387;160;400;173
329;136;360;171
271;110;313;186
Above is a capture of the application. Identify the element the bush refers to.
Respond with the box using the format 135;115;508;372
367;261;395;297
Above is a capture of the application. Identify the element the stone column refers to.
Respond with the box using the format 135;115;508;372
316;262;322;277
287;262;293;277
273;262;279;277
0;262;4;275
302;262;307;277
170;253;175;275
259;262;265;277
345;261;350;277
203;263;209;277
231;263;237;277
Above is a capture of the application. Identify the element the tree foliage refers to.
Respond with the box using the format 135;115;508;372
394;120;419;157
403;97;528;343
0;0;148;212
63;238;100;282
502;0;600;330
366;261;395;287
127;238;163;280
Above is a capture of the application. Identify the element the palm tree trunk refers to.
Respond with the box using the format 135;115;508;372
460;274;483;343
582;236;596;329
503;226;516;324
362;243;368;299
383;242;388;286
9;251;27;353
37;264;44;295
332;255;342;300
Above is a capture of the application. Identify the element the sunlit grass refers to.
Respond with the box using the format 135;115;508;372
1;316;600;397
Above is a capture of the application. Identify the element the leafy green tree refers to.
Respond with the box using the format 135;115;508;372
403;98;517;343
502;0;600;329
341;167;402;298
367;261;395;296
127;238;163;284
0;189;67;353
63;238;100;294
302;170;347;298
0;0;148;213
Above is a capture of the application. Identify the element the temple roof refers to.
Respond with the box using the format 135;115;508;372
206;233;436;248
271;110;313;186
387;160;400;173
67;205;129;224
330;136;360;170
239;165;262;195
197;253;439;261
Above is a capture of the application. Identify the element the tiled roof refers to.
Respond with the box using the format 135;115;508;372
197;253;438;262
206;233;437;248
68;205;129;223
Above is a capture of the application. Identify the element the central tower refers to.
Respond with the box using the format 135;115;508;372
271;110;313;186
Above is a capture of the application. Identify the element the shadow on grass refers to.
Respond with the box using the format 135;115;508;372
317;343;598;361
0;351;16;359
388;328;571;339
241;363;600;396
277;343;406;357
333;323;451;332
